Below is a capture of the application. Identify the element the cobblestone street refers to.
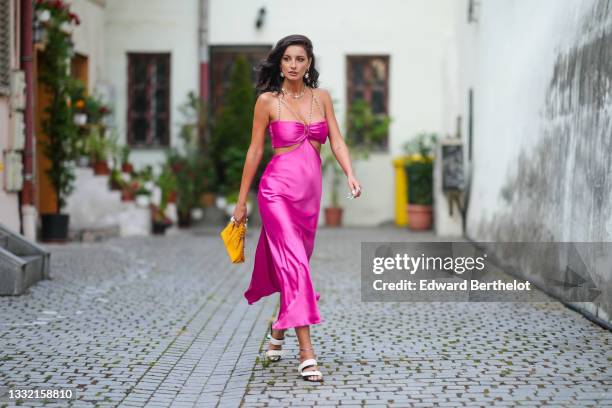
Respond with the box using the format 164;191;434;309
0;227;610;407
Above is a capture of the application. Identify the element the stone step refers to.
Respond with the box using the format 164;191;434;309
0;223;50;295
65;167;149;238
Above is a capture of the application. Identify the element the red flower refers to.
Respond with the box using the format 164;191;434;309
69;12;81;25
99;106;109;114
171;163;184;173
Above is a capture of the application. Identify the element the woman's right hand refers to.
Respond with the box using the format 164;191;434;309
232;202;248;225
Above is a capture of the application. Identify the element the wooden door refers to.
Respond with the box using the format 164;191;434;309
35;51;89;215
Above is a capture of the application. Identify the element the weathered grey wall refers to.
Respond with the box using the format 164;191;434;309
465;0;612;324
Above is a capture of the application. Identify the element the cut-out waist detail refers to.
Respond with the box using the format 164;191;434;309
269;120;328;148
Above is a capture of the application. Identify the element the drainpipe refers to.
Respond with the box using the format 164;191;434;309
198;0;211;157
20;0;37;240
198;0;209;102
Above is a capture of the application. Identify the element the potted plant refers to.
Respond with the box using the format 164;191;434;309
36;0;81;242
199;159;217;208
322;98;390;226
120;145;133;173
167;153;206;228
321;149;344;227
151;165;175;234
151;207;172;234
73;98;87;125
108;167;124;191
218;146;252;217
166;92;218;227
167;154;189;226
74;128;91;167
88;127;110;175
124;166;154;205
121;181;137;202
84;95;102;124
403;132;438;230
134;181;153;208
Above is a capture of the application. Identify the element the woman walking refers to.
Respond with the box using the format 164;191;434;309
233;34;362;382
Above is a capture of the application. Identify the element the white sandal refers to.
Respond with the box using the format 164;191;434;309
265;325;285;362
298;348;324;382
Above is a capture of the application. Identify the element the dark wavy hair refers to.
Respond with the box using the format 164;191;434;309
255;34;320;96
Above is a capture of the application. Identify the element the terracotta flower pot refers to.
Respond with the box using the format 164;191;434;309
93;161;110;175
121;189;134;202
200;192;216;208
324;207;343;227
168;191;177;203
121;163;134;173
407;204;433;230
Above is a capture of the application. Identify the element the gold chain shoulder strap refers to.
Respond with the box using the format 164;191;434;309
279;87;315;125
312;91;326;120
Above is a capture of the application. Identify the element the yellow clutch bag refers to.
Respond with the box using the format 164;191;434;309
220;216;248;264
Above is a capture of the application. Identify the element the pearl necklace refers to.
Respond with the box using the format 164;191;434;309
282;86;306;99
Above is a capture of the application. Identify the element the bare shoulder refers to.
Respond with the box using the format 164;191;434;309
313;87;331;100
255;91;279;119
256;91;278;105
313;87;332;108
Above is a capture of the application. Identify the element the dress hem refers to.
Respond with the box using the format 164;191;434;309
272;318;324;330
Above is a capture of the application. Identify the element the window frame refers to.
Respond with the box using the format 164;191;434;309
346;54;390;150
0;0;11;96
127;52;171;148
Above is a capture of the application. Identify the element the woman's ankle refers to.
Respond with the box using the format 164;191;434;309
299;347;316;359
271;328;285;340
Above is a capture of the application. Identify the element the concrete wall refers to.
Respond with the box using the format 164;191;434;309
103;0;200;169
0;0;21;232
70;0;106;92
465;0;612;324
209;0;462;226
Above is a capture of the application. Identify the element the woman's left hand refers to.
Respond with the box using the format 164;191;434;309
347;174;362;198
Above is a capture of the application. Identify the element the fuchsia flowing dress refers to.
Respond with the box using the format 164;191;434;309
244;90;327;330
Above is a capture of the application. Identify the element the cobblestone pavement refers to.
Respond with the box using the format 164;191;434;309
0;227;610;408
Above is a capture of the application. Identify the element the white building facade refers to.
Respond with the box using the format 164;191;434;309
103;0;200;168
208;0;465;227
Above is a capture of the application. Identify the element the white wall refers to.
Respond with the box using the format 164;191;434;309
0;0;20;232
103;0;199;169
209;0;462;226
70;0;106;91
0;100;19;232
463;0;612;324
464;0;609;240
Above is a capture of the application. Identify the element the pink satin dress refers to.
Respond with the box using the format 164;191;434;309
244;96;328;330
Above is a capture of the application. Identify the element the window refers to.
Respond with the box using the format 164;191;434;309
71;53;89;86
127;53;171;147
0;0;11;95
346;55;390;149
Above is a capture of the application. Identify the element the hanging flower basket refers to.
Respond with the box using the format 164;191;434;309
73;113;87;125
